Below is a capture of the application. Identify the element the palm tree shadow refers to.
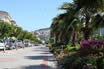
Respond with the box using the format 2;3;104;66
21;64;55;69
24;55;56;62
24;56;52;60
24;56;45;60
40;52;50;54
32;49;49;52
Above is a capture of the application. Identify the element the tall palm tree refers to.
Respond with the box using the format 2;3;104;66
61;0;104;40
59;2;84;46
51;15;64;44
51;2;82;46
74;0;104;40
90;14;104;37
51;0;104;46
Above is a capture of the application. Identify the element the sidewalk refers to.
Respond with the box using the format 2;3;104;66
0;45;57;69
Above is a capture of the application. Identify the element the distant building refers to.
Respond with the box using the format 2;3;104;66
34;28;50;42
97;13;104;36
10;20;17;26
0;11;12;24
99;27;104;35
0;11;17;25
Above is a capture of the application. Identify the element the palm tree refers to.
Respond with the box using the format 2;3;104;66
51;17;60;44
74;0;104;40
59;2;83;46
61;0;104;40
90;14;104;37
51;0;104;46
51;2;82;46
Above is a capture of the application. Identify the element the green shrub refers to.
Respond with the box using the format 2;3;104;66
65;44;80;52
96;56;104;69
47;44;52;47
51;47;60;54
75;44;80;50
61;56;97;69
50;47;56;53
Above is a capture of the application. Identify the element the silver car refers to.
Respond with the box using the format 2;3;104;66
0;39;5;50
17;40;23;48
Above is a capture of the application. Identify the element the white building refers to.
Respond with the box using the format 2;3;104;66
10;20;17;26
0;11;17;26
0;11;12;24
99;27;104;35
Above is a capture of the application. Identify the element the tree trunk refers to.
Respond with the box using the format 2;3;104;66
72;32;76;46
55;33;59;44
84;12;90;40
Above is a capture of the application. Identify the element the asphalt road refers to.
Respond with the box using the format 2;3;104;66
0;45;57;69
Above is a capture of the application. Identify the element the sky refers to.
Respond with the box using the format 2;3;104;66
0;0;72;31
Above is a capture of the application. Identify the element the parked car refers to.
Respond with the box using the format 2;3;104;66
0;39;5;50
35;43;39;46
5;39;15;50
28;42;32;47
24;42;28;47
17;40;23;48
31;43;35;46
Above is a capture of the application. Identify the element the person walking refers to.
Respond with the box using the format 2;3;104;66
22;41;25;49
15;40;18;50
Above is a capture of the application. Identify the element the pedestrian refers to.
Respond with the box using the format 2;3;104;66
15;40;18;50
3;44;6;53
22;41;25;49
3;39;6;53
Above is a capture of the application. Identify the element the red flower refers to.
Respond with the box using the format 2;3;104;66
54;52;58;56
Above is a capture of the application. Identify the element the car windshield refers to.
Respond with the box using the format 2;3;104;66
0;40;3;43
5;40;11;42
17;40;22;42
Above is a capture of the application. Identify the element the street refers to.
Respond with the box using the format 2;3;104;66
0;45;57;69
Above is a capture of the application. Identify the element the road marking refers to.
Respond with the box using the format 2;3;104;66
0;58;17;62
43;47;48;69
43;58;48;69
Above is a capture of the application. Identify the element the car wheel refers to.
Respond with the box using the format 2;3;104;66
10;47;13;50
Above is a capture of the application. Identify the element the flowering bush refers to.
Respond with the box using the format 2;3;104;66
80;40;104;56
80;40;104;48
60;55;97;69
52;40;104;69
